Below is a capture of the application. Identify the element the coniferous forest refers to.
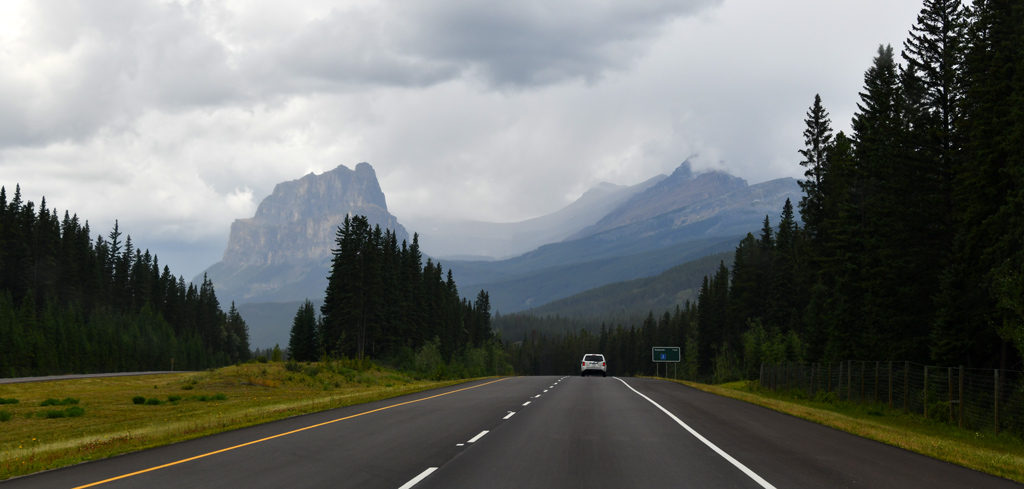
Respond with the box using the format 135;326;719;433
507;0;1024;378
0;185;250;376
288;215;502;377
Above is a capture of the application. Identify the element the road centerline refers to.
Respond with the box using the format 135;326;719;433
397;467;437;489
467;430;489;443
71;378;508;489
614;377;777;489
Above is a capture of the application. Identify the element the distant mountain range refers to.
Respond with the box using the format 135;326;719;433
445;162;801;313
404;176;664;260
201;160;801;348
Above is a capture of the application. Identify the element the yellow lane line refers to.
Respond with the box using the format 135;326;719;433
72;378;508;489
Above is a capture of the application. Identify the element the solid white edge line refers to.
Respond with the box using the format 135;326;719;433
614;377;777;489
467;430;489;443
503;411;516;420
397;467;437;489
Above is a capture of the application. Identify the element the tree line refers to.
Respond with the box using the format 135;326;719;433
287;215;505;377
508;0;1024;378
0;186;250;376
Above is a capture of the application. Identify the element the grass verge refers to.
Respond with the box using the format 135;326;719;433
0;362;485;480
665;378;1024;483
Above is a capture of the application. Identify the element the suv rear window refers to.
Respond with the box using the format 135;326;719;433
585;355;603;362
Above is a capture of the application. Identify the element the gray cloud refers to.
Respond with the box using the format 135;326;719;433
402;0;722;86
0;0;240;145
0;0;925;280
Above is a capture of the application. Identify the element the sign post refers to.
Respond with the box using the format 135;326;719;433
652;346;681;379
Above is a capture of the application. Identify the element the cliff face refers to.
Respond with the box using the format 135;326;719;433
201;162;408;304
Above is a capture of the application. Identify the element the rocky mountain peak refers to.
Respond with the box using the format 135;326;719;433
200;162;408;304
567;161;747;239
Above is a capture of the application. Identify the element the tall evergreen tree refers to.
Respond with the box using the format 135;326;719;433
798;94;834;240
288;299;320;362
934;0;1024;368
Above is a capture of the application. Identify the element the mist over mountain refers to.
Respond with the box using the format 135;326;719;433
446;161;802;313
199;163;408;306
405;176;665;260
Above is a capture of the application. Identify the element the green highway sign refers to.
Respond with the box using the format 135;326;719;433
652;346;680;363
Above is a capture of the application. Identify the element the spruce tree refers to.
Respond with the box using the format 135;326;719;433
798;94;834;240
288;299;319;362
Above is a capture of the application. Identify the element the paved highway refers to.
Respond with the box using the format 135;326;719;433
2;376;1018;488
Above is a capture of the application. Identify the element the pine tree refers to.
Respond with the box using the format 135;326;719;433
798;94;834;240
288;299;320;362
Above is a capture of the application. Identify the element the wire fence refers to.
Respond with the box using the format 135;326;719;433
759;361;1024;437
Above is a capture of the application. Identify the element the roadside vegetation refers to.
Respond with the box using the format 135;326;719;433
669;378;1024;484
0;362;478;481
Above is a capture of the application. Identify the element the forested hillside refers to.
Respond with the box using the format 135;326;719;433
0;186;250;376
287;215;504;377
510;0;1024;378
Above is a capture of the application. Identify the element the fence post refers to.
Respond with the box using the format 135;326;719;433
904;361;909;413
838;362;843;397
924;365;929;418
860;361;866;401
847;360;853;402
958;365;964;429
888;361;893;409
994;369;1000;435
947;367;953;424
828;362;833;393
874;361;880;403
810;363;816;397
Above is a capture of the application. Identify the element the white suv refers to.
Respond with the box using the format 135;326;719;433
580;354;607;377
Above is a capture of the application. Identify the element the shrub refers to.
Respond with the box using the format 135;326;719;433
284;361;302;373
132;396;146;405
145;398;161;405
41;406;83;418
302;365;321;377
0;398;18;405
41;398;78;406
167;395;182;403
0;410;11;422
814;390;839;404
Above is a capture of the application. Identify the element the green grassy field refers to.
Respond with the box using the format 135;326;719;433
0;362;475;480
667;378;1024;484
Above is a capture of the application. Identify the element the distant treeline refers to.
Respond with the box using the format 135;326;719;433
511;0;1024;378
0;186;249;377
287;215;506;378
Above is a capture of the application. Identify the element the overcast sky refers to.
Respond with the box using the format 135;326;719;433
0;0;924;280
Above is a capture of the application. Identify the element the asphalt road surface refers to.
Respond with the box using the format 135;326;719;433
0;372;183;384
2;376;1018;488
